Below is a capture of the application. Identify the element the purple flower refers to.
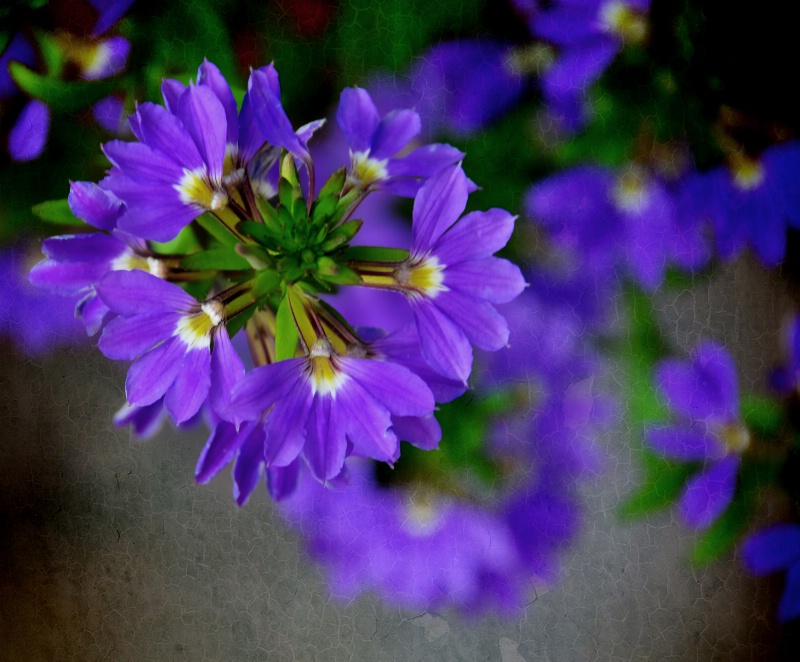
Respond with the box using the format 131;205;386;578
394;164;526;383
335;86;464;197
742;524;800;623
228;339;437;482
95;270;242;424
104;61;325;241
408;40;527;136
684;143;800;266
0;244;87;356
532;0;650;131
644;342;749;530
526;164;709;291
28;181;159;335
7;99;50;162
88;0;138;37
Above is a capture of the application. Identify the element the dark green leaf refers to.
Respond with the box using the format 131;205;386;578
179;248;251;271
31;198;79;225
741;394;784;440
10;63;120;113
275;295;299;361
692;483;756;565
342;245;408;263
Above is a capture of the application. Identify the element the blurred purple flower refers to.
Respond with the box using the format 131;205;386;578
742;524;800;622
682;142;800;266
645;342;749;530
771;313;800;394
532;0;650;131
0;244;86;356
526;164;709;291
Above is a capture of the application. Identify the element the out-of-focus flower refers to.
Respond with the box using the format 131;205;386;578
742;524;800;622
682;142;800;266
645;342;749;529
526;163;708;291
532;0;650;131
771;313;800;394
0;244;87;356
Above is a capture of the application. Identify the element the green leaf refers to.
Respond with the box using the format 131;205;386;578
179;248;251;271
316;256;362;285
741;394;784;440
10;62;120;113
320;219;363;252
342;245;409;263
618;453;694;518
225;306;254;339
31;199;80;225
238;219;275;246
318;167;346;199
275;295;299;361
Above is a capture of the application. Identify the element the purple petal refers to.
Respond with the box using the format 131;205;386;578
68;181;124;230
392;414;441;450
656;342;740;422
233;423;267;505
209;327;245;419
412;164;470;251
89;0;136;36
165;346;211;423
196;422;246;484
337;379;398;462
742;524;800;574
113;397;166;440
29;259;111;295
97;269;195;315
133;102;203;170
248;66;308;162
444;257;526;304
102;139;185;183
432;208;516;264
341;357;435;417
228;358;303;421
304;396;347;481
40;232;124;262
197;59;239;144
98;311;180;360
161;78;187;114
266;459;300;502
125;337;185;406
177;84;227;180
370;109;421;160
412;298;473;383
543;38;619;98
644;424;725;461
263;375;313;467
116;198;201;242
679;455;740;530
387;143;465;178
76;291;111;335
337;87;381;153
9;100;49;161
435;290;510;351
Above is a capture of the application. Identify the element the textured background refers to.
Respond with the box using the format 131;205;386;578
0;254;794;660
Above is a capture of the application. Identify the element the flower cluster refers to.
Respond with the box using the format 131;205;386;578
30;59;525;502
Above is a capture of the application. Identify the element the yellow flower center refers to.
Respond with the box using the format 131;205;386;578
308;339;348;397
600;1;648;44
719;423;751;455
175;300;224;350
175;168;227;210
401;490;443;536
731;156;765;191
612;167;649;212
395;255;447;299
110;252;167;277
347;150;389;188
